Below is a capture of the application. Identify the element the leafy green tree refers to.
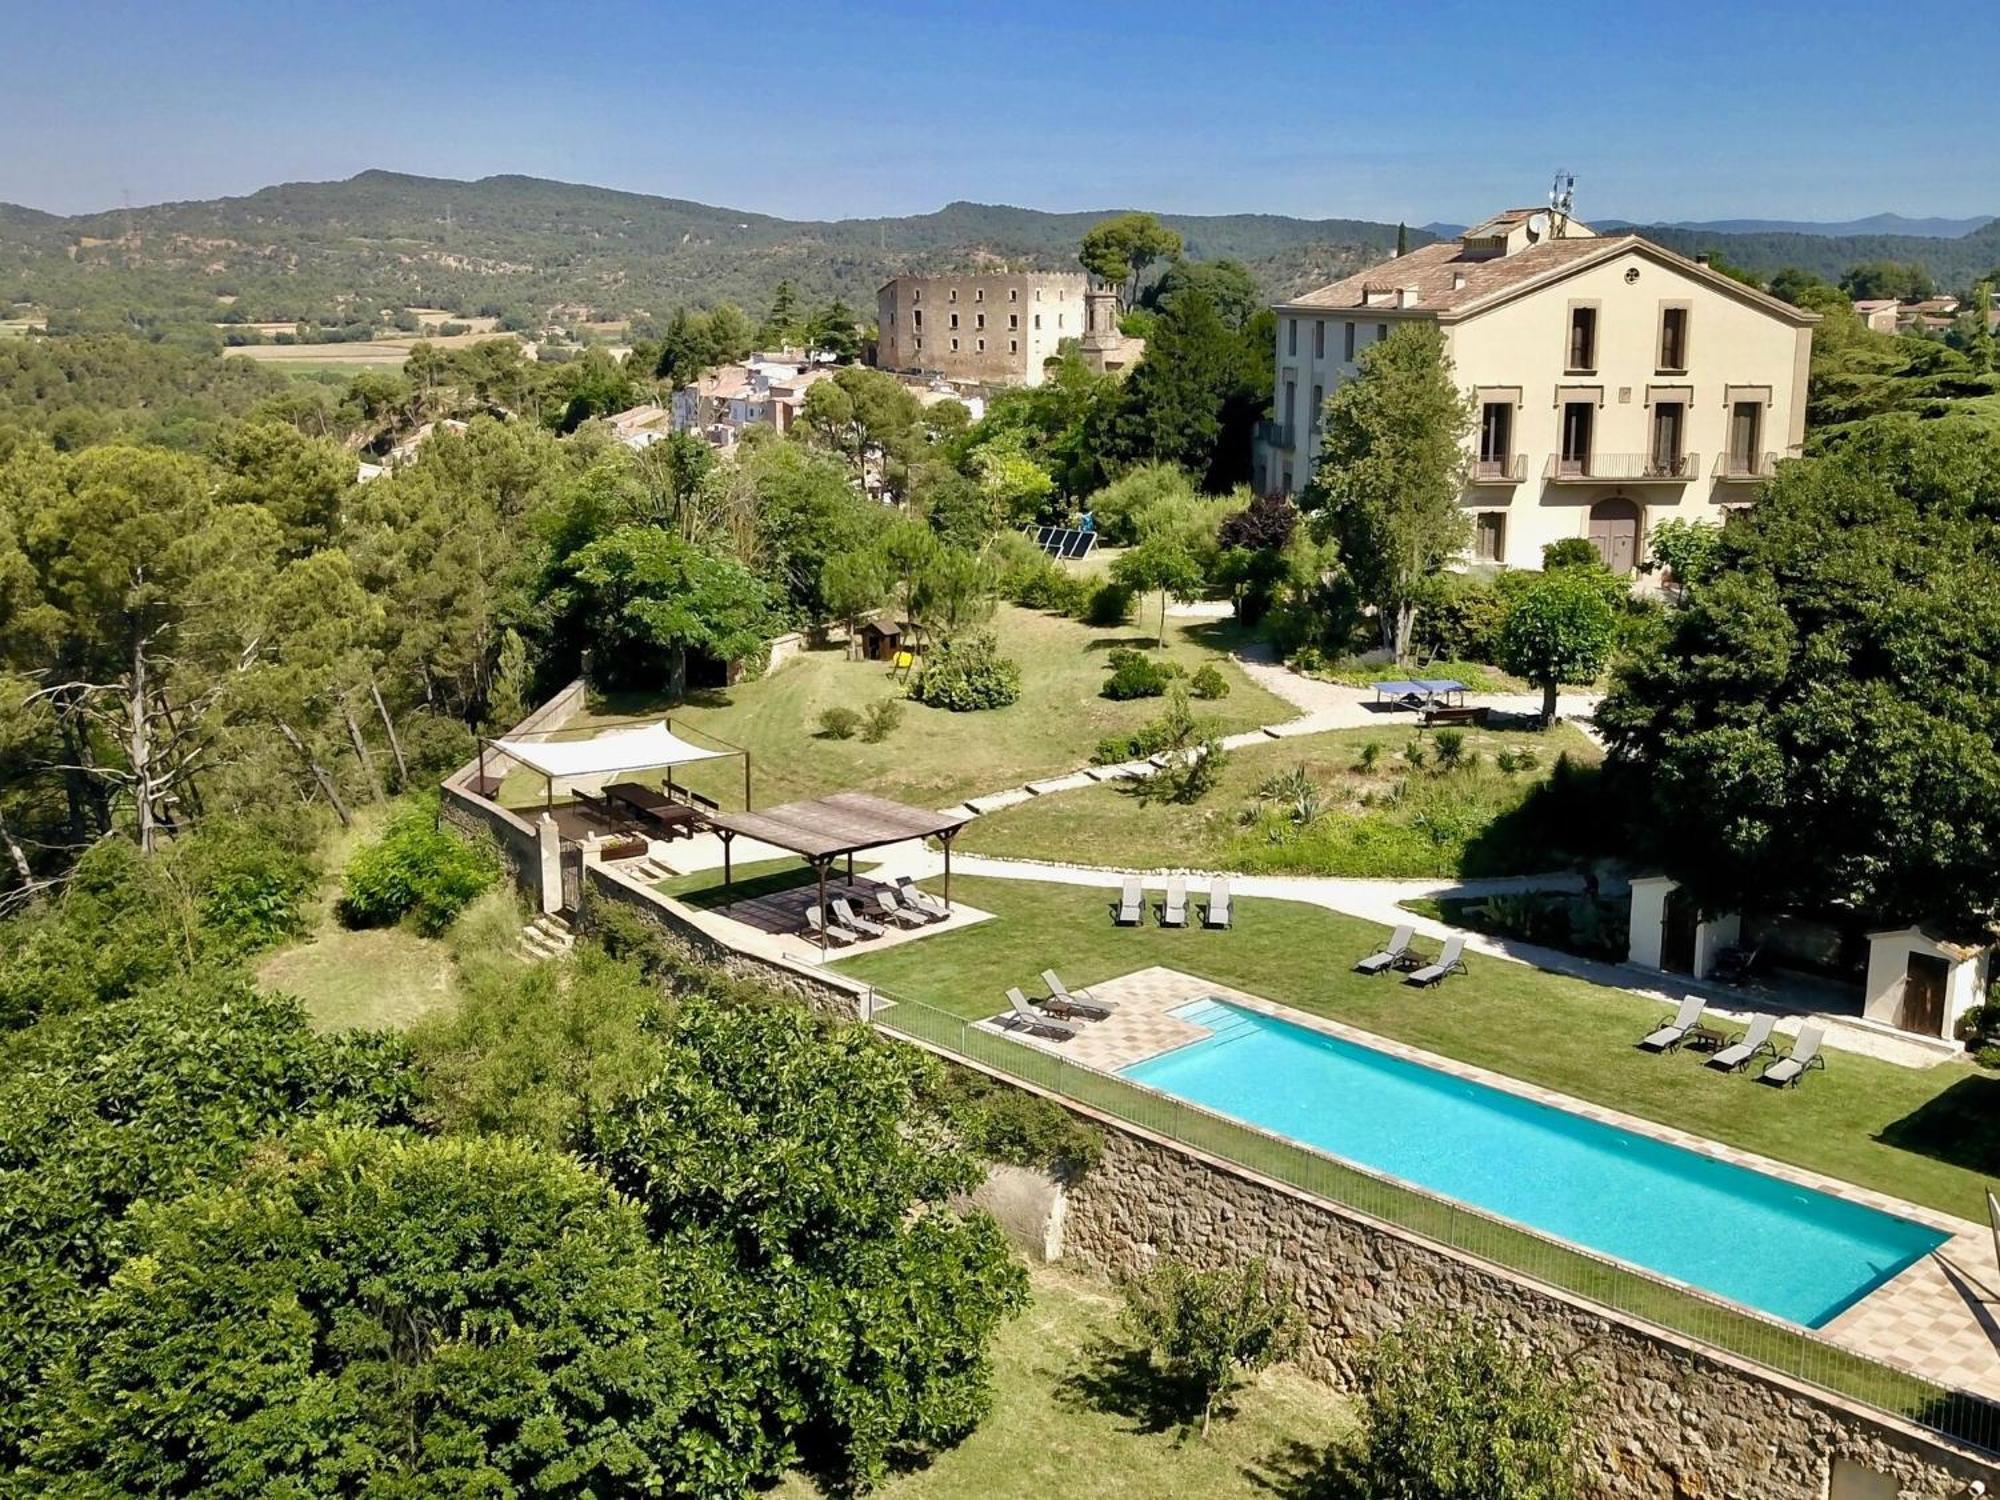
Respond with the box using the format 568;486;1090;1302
211;419;354;554
1498;570;1618;725
1644;517;1725;600
913;628;1020;711
704;300;756;362
1119;1257;1296;1438
1079;212;1184;308
0;976;411;1468
1840;260;1935;302
1303;322;1474;661
725;438;879;624
339;797;498;936
821;547;892;656
1767;266;1836;306
587;1002;1027;1494
1357;1319;1589;1500
1598;419;2000;935
1145;258;1262;331
1961;281;1996;374
958;349;1118;498
567;526;775;693
1113;530;1206;646
760;279;803;346
1099;288;1265;491
807;299;862;362
971;429;1056;523
26;1129;692;1499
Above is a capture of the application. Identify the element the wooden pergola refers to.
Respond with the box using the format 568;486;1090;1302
702;792;973;952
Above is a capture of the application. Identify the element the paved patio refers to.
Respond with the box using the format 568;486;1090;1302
979;964;2000;1403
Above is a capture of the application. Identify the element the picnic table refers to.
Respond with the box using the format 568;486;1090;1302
1372;678;1469;711
602;781;701;840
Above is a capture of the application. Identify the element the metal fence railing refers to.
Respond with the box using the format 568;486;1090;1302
868;989;2000;1458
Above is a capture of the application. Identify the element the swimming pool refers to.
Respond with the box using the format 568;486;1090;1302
1120;1000;1946;1326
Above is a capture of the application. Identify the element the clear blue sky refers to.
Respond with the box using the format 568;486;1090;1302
5;0;1996;224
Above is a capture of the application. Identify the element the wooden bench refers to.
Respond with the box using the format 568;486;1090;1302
1419;704;1490;729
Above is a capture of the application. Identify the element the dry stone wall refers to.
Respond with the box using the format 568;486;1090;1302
1064;1127;1998;1500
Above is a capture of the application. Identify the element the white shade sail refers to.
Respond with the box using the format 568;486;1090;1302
491;721;729;780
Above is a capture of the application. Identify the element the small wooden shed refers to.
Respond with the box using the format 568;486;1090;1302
856;618;907;662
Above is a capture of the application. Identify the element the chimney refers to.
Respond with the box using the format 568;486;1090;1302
1695;252;1712;267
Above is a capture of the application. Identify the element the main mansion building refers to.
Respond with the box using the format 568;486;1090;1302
1255;209;1817;572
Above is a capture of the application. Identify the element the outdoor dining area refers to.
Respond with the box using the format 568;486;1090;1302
474;717;749;844
1369;677;1489;728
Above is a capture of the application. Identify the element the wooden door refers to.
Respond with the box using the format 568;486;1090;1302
1899;953;1949;1036
1661;886;1698;975
1588;497;1640;574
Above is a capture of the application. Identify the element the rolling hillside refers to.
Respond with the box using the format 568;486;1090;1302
0;171;1422;335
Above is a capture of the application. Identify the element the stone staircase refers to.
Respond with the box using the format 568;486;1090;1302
610;852;676;886
517;912;575;963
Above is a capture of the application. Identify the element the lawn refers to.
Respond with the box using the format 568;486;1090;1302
257;925;464;1032
958;723;1602;877
774;1266;1351;1499
837;876;2000;1223
499;604;1293;813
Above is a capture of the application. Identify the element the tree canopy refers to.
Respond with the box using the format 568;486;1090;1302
1599;419;2000;935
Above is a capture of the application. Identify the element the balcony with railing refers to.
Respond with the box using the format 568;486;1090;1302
1712;451;1781;481
1256;418;1295;451
1470;454;1527;484
1543;451;1700;483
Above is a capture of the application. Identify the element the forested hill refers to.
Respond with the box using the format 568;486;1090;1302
1630;219;2000;286
0;170;1421;335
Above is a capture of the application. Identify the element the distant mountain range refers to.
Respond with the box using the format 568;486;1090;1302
0;172;1994;336
1613;213;1994;239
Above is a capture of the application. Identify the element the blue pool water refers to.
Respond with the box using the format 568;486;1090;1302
1121;1001;1945;1326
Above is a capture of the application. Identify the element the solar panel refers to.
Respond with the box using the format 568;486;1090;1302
1021;525;1098;559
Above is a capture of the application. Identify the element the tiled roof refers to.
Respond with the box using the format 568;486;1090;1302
1281;231;1816;325
1285;236;1609;314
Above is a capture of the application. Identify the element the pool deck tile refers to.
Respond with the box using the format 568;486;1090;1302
979;965;2000;1403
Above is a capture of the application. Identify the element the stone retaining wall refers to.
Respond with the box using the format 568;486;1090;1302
1063;1126;1997;1499
581;860;867;1021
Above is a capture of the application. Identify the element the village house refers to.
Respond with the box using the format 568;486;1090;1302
1257;208;1818;572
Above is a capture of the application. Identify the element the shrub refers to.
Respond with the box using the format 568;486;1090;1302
339;801;499;936
860;697;904;743
1290;643;1327;674
1432;727;1468;770
1541;537;1603;571
925;1061;1103;1178
1120;1257;1297;1439
1359;1319;1590;1499
1401;739;1429;771
817;705;862;739
1082;579;1134;627
1189;662;1230;699
178;821;320;958
1102;647;1180;701
1495;745;1540;774
1355;739;1383;772
913;630;1022;711
1413;572;1508;663
395;712;478;780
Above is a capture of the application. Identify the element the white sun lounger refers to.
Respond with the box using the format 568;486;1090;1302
1160;877;1188;928
1115;877;1143;926
806;905;860;946
831;897;887;939
874;888;929;928
1707;1013;1777;1072
893;876;949;920
1355;924;1415;975
1760;1024;1826;1087
1404;934;1467;988
1005;987;1079;1040
1203;877;1232;929
1040;970;1111;1020
1638;995;1705;1052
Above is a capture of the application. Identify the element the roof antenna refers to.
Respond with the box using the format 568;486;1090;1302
1549;171;1576;234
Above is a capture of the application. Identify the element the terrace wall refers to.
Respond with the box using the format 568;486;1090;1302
437;679;590;908
1061;1123;1997;1499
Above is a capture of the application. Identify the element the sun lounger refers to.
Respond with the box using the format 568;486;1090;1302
1404;935;1468;988
1760;1024;1826;1087
1355;924;1415;975
893;876;949;920
1160;877;1188;928
831;897;887;939
1712;943;1762;986
1005;987;1079;1040
1114;877;1143;926
1707;1013;1778;1072
1040;970;1112;1020
874;889;929;928
805;905;859;946
1638;995;1704;1052
1202;877;1232;929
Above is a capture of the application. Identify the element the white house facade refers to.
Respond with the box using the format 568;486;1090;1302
1257;210;1818;573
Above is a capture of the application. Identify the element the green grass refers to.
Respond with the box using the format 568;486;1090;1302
498;605;1292;813
774;1267;1352;1499
959;724;1600;877
837;876;2000;1224
257;925;464;1032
